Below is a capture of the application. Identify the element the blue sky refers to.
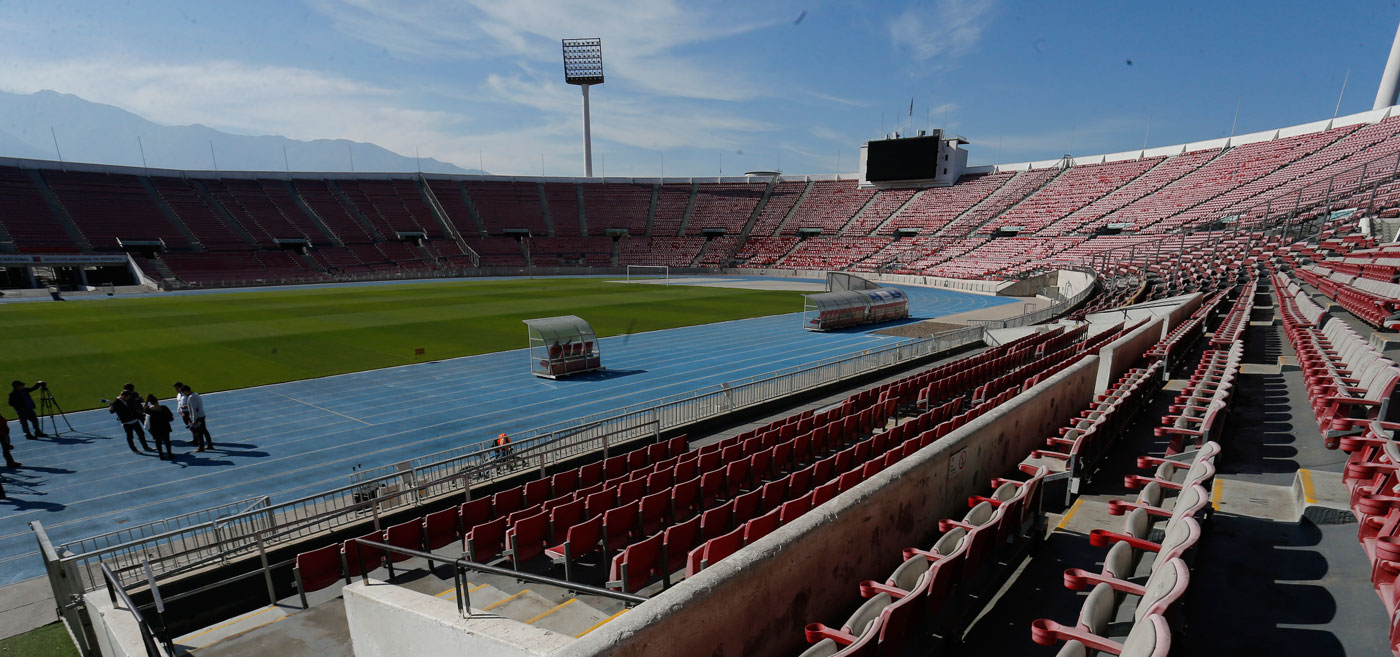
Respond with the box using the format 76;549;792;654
0;0;1398;177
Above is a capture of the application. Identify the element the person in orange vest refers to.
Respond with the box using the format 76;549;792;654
493;433;512;459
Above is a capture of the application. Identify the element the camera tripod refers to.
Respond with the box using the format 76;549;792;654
37;386;74;436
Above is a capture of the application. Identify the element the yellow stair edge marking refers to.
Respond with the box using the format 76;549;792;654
1055;499;1084;531
526;598;577;624
483;589;530;611
576;608;629;638
1211;480;1225;511
176;606;275;643
1299;469;1318;505
435;582;477;599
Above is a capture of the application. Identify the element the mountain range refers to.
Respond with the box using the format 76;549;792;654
0;90;482;175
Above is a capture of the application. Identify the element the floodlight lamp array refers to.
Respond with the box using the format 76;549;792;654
562;38;604;85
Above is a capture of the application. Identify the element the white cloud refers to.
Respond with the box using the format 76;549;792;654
311;0;786;102
889;0;996;67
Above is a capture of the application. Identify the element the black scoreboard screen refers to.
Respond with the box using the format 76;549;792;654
866;133;942;182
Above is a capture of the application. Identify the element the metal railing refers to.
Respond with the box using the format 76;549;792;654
968;270;1099;329
58;496;269;565
348;538;646;616
100;562;166;657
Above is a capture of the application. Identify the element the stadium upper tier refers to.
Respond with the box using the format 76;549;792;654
4;106;1400;288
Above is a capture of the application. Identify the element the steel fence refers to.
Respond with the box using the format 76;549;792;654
968;271;1098;329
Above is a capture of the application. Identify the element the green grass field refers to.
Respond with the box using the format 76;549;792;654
0;278;802;411
0;623;79;657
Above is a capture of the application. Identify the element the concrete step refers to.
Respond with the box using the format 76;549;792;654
434;581;617;638
1211;469;1354;524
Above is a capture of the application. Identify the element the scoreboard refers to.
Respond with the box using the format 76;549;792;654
865;131;943;183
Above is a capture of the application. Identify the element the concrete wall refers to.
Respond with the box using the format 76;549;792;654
84;591;169;657
1084;292;1200;341
721;268;1008;296
344;580;572;657
1094;317;1164;393
559;356;1099;657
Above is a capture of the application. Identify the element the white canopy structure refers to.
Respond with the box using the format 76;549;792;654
523;315;602;378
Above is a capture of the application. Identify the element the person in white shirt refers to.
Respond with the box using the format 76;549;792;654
172;381;190;428
181;384;212;452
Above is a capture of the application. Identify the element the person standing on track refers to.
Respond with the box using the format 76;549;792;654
173;381;190;430
0;409;20;468
182;385;212;452
109;390;150;452
144;394;175;461
8;380;44;439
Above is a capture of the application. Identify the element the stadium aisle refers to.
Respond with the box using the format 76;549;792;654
0;282;1014;585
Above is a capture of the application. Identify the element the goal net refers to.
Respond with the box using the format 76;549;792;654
625;265;669;285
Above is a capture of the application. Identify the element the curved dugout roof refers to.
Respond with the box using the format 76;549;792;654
523;315;596;342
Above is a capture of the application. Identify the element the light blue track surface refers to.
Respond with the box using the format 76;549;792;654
0;279;1014;584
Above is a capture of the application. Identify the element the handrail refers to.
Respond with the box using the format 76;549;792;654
100;562;165;657
350;538;647;611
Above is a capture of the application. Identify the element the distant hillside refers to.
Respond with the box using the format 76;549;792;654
0;89;484;175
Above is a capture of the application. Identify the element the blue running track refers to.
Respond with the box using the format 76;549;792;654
0;278;1013;584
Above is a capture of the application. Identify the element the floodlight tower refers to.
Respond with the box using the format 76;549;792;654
562;38;604;177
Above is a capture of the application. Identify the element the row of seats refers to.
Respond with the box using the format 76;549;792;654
795;465;1049;657
784;309;1247;657
1334;420;1400;655
1142;288;1231;366
1273;269;1400;445
603;399;927;593
289;436;687;604
1152;342;1242;457
1210;278;1257;346
1031;439;1219;656
1029;359;1162;504
1299;263;1400;330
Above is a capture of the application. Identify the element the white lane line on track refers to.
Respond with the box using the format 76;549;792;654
269;392;373;426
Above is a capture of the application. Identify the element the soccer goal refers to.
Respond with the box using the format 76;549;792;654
625;265;669;285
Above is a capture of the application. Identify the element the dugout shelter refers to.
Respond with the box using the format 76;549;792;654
524;315;603;378
803;274;910;331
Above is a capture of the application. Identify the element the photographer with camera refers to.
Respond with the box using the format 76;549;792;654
8;380;45;439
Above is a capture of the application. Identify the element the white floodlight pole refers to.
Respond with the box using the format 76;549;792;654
1375;22;1400;110
582;84;593;177
563;38;603;178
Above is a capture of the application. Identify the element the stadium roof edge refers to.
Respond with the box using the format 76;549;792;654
3;105;1397;182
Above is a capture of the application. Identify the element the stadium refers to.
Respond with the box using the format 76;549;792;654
4;4;1400;657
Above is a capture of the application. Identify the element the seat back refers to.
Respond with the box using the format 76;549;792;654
459;498;492;528
701;526;746;568
524;478;552;506
779;494;813;525
733;489;763;525
639;489;670;535
295;544;342;593
507;510;549;566
672;476;700;520
344;531;385;577
609;532;663;593
603;504;639;552
585;488;618;517
564;515;604;556
493;486;525;516
700;502;732;540
744;508;782;543
384;520;421;563
550;499;586;541
552;469;580;497
463;517;507;563
423;508;459;551
663;515;702;573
